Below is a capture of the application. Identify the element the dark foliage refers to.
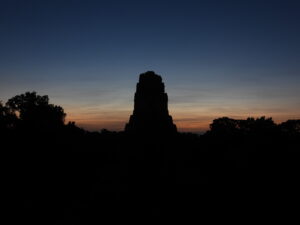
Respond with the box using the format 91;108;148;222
207;116;279;137
6;92;66;131
279;119;300;136
0;101;17;131
2;92;300;224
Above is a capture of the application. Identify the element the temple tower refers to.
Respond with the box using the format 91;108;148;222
125;71;177;134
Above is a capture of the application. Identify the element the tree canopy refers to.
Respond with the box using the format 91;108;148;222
4;92;66;131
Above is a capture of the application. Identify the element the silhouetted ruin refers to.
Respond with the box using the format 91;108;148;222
125;71;177;134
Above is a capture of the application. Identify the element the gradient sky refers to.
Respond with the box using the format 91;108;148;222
1;0;300;133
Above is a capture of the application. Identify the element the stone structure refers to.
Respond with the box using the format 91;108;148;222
125;71;177;134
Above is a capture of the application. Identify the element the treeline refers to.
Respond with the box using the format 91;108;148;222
1;91;299;137
208;116;300;138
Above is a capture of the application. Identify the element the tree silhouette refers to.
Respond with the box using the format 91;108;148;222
239;116;277;135
0;101;17;131
6;92;66;131
209;117;239;136
279;120;300;135
208;116;277;137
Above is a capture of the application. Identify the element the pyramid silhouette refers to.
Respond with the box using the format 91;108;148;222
125;71;177;134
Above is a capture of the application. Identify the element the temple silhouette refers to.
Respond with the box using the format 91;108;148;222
125;71;177;134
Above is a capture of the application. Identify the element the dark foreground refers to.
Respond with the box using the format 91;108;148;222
2;81;299;223
4;128;300;224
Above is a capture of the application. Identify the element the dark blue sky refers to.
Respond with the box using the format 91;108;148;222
1;0;300;132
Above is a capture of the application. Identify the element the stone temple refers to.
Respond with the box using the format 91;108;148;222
125;71;177;134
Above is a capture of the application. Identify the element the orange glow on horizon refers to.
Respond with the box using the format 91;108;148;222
66;109;300;133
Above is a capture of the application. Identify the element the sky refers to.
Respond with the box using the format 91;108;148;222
1;0;300;133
